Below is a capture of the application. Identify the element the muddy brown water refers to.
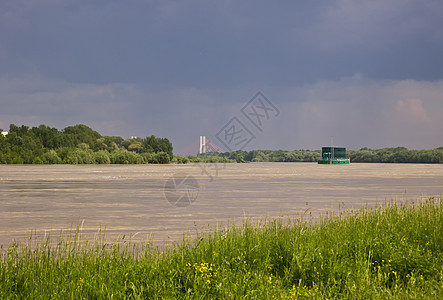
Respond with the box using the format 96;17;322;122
0;163;442;247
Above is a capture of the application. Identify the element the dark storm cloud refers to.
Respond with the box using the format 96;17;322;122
1;0;443;150
3;0;443;86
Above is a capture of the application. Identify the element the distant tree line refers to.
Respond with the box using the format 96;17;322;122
189;147;443;163
348;147;443;163
191;150;322;163
0;124;173;164
1;124;442;164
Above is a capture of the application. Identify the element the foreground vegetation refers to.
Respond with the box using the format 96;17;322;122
1;198;441;299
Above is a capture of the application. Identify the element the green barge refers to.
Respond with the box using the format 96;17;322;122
318;147;350;164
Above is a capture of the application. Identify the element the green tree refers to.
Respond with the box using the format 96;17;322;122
94;150;111;164
128;142;144;153
153;152;171;164
64;148;95;164
77;143;90;151
94;137;118;152
143;135;173;159
62;124;101;148
42;150;61;164
173;155;190;164
0;123;179;165
110;149;145;164
9;124;29;136
31;125;61;149
106;136;124;147
32;157;44;164
11;155;24;164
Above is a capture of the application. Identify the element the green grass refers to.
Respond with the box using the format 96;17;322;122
1;198;442;299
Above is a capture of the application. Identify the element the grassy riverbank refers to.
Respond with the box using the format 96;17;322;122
1;198;442;299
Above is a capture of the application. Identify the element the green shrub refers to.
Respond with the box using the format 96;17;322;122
42;150;61;164
110;149;145;164
63;148;95;164
94;150;111;164
32;157;44;164
173;155;190;164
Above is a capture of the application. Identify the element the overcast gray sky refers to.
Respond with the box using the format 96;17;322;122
1;0;443;153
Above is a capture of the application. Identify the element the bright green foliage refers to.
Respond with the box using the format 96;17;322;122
0;198;441;299
173;155;190;164
62;124;101;149
142;135;173;159
110;149;145;164
0;124;173;164
94;150;111;164
64;148;96;164
42;150;61;164
151;151;170;164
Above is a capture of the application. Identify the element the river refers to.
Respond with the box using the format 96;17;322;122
0;163;442;246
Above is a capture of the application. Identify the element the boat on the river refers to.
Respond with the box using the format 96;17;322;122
318;146;350;164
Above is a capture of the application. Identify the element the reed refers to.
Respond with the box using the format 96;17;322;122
0;197;441;299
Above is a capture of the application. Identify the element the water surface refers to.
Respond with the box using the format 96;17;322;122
0;163;442;246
